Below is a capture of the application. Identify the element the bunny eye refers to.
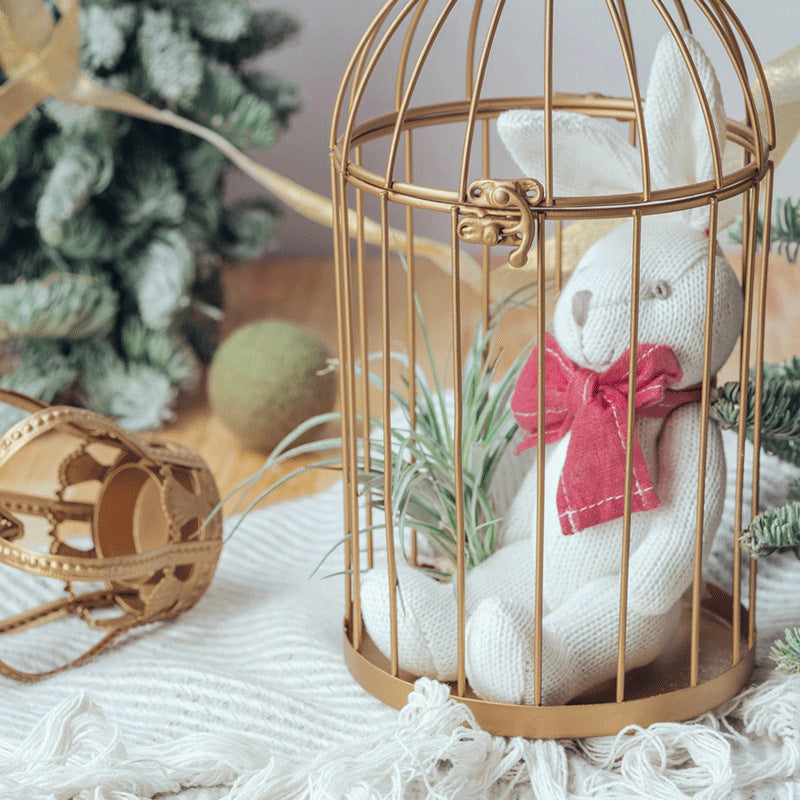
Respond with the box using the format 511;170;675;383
651;280;672;300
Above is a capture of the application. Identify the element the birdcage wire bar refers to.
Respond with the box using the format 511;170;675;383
331;0;774;738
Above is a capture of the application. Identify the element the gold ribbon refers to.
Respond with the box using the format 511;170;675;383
1;1;799;301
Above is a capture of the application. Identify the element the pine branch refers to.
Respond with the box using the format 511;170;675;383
57;204;118;260
728;197;800;263
710;376;800;467
0;113;38;191
121;317;200;390
770;627;800;673
215;200;278;260
122;228;194;330
741;498;800;558
137;8;204;107
80;5;136;72
165;0;250;44
0;339;78;401
179;140;228;199
204;10;301;63
117;155;186;228
35;142;105;246
0;273;118;340
74;339;178;431
190;60;281;149
242;72;301;127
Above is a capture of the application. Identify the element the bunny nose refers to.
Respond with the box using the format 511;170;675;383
571;290;592;327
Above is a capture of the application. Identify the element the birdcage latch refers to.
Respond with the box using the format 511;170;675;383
457;178;544;268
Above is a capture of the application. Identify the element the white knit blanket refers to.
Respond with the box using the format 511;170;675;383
1;433;800;800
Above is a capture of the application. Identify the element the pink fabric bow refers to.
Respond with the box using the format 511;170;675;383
511;333;701;535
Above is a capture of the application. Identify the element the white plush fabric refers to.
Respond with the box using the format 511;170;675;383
497;32;725;230
0;447;799;799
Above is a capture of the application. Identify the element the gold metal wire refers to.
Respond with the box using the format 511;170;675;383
554;220;563;292
481;118;491;337
693;1;765;169
395;0;429;110
672;0;692;31
607;0;650;201
466;0;485;98
354;148;373;571
337;168;363;651
380;192;399;677
716;0;776;149
386;0;459;189
615;210;642;703
330;156;353;632
690;197;719;687
733;183;760;665
616;1;640;86
458;0;504;202
451;206;467;697
405;133;419;567
331;0;775;738
534;214;547;707
651;0;723;188
750;164;775;647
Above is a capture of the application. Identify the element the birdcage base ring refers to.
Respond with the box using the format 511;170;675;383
343;582;754;739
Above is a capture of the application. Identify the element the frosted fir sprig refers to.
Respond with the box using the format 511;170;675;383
79;4;136;72
163;0;251;42
121;317;201;392
770;627;800;673
35;143;108;246
117;156;186;229
741;496;800;559
710;373;800;468
215;200;279;260
123;228;194;331
0;340;78;431
0;273;118;340
137;8;204;107
74;340;178;431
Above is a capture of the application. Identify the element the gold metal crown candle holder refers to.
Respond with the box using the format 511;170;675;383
0;389;223;680
330;0;774;738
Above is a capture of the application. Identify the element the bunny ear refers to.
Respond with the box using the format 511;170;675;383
497;109;642;197
643;32;726;192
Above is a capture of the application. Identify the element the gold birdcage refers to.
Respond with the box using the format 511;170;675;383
330;0;774;738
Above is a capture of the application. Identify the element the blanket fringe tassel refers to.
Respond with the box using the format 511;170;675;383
3;668;800;800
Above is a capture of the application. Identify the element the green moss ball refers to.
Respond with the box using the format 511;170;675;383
208;320;337;451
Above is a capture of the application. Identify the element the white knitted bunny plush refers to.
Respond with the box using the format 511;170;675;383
361;32;744;705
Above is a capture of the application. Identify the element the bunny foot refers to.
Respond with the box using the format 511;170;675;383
360;540;537;681
360;560;458;680
465;597;577;706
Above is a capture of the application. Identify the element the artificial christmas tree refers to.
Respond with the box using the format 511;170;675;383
0;1;299;431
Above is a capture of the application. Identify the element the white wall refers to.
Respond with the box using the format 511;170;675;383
238;0;800;258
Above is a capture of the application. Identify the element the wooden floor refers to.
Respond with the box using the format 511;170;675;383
156;247;800;518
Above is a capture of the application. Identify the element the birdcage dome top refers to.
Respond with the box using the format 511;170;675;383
330;0;774;220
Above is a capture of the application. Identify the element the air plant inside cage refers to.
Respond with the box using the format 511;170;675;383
221;280;535;575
